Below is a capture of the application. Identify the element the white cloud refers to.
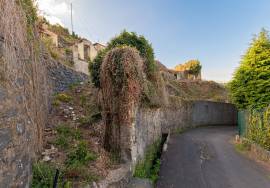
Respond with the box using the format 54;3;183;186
36;0;74;26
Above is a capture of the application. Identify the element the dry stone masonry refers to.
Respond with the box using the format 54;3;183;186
0;1;88;187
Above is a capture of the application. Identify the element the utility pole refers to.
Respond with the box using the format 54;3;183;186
71;3;74;35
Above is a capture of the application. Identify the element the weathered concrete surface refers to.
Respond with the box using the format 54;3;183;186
192;101;237;126
131;108;162;167
161;101;237;133
127;178;153;188
130;101;237;176
157;127;270;188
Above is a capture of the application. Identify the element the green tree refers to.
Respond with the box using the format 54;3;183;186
228;29;270;109
89;31;156;88
175;59;202;76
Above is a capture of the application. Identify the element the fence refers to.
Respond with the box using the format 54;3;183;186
238;110;248;136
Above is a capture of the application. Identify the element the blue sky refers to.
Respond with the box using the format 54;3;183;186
37;0;270;82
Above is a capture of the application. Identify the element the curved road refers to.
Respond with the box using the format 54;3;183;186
157;126;270;188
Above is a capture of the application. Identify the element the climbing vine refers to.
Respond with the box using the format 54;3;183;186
101;46;143;154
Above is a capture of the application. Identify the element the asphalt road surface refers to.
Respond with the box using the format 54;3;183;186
157;126;270;188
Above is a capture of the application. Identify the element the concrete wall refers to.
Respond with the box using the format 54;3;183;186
131;108;162;167
191;101;237;127
161;101;237;133
74;59;90;75
131;101;237;168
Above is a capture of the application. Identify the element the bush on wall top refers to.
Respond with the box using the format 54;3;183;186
174;59;202;76
89;31;156;88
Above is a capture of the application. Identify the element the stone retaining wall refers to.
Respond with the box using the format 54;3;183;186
46;58;89;94
161;101;237;133
131;101;237;168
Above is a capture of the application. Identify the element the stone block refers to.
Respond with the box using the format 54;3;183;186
0;128;11;150
0;87;7;101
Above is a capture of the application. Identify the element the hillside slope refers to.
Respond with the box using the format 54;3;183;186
166;79;228;102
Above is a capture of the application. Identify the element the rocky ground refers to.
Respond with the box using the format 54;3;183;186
37;81;118;187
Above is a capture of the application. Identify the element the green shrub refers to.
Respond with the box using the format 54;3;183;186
55;135;69;149
235;140;251;152
79;95;87;107
245;107;270;150
68;82;80;90
77;113;102;127
64;165;99;183
31;162;58;188
52;99;61;107
175;59;202;76
134;139;161;183
18;0;38;40
54;124;82;149
55;93;72;103
228;29;270;109
65;141;97;167
89;31;156;88
89;50;107;88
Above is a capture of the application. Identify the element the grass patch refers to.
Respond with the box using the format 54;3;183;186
80;95;87;107
77;113;102;128
68;82;80;90
55;135;69;149
31;162;62;188
235;140;251;152
65;141;97;167
64;165;99;184
175;127;186;134
134;139;161;183
55;93;72;103
54;124;82;149
52;99;61;107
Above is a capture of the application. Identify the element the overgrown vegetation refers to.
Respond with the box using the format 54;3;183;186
89;30;156;88
244;106;270;151
54;123;82;149
55;93;73;103
175;59;202;76
18;0;38;40
31;162;60;188
33;123;99;186
42;37;60;59
235;140;251;152
228;29;270;109
89;50;107;87
101;46;143;153
65;141;97;167
32;82;110;186
134;139;162;183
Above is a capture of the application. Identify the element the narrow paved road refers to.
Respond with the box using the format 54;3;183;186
157;126;270;188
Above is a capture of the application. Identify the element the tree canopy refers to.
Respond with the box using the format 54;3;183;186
174;59;202;76
228;29;270;109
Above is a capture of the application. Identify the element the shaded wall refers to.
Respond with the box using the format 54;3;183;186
46;58;88;93
192;101;237;127
0;1;50;187
132;101;237;167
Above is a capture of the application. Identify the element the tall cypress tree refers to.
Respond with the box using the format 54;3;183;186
229;29;270;109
